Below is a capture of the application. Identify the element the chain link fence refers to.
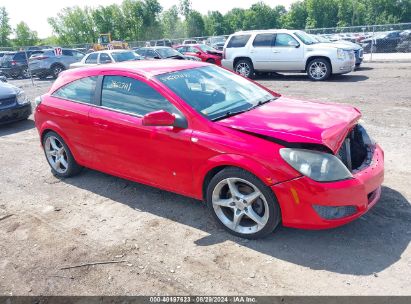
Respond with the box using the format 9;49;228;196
305;22;411;60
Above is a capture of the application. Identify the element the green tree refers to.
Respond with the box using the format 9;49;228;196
224;8;246;33
48;6;96;44
0;7;11;47
186;10;205;37
283;1;308;29
204;11;226;36
161;5;184;38
14;22;38;46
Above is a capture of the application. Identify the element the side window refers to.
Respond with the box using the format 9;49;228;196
146;50;158;58
135;49;146;56
101;76;178;116
99;53;112;63
85;53;98;64
252;34;275;47
226;35;251;48
62;49;73;56
73;51;85;59
274;34;299;47
187;46;198;53
53;77;97;104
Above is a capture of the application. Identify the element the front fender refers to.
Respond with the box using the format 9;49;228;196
193;153;280;200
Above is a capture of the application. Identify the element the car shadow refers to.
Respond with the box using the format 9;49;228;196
0;119;34;137
255;73;369;82
62;169;411;276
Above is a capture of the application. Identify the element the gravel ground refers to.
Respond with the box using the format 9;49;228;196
0;62;410;296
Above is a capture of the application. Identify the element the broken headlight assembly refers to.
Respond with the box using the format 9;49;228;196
280;148;353;182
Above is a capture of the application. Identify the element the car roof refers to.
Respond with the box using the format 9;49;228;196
232;29;291;35
62;60;208;78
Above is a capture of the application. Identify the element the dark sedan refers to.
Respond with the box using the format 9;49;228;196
0;81;31;125
362;31;402;53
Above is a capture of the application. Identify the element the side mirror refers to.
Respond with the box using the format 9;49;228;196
154;56;161;59
142;110;188;129
196;51;202;55
288;41;300;48
143;110;175;127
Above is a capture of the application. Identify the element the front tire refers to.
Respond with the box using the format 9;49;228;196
42;131;82;178
206;58;216;64
307;58;331;81
206;168;281;239
234;59;255;79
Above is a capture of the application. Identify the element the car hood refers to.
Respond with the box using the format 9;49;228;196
216;97;361;153
333;41;362;50
0;81;19;97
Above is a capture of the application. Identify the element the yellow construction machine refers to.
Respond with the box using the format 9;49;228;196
93;33;129;51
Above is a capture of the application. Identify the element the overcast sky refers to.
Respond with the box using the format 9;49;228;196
2;0;297;38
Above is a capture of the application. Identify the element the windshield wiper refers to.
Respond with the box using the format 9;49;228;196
212;98;277;121
250;97;277;109
211;109;250;121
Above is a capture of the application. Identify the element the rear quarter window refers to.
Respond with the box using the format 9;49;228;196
226;35;251;48
52;76;97;104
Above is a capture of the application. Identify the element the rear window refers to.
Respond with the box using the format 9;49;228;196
252;34;275;47
227;35;251;48
14;52;27;60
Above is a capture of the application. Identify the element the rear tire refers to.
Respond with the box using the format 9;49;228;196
206;167;281;239
307;58;331;81
206;58;216;64
42;131;82;178
234;59;255;79
51;64;65;79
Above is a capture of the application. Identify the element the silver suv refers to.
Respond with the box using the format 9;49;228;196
28;49;85;79
222;29;355;81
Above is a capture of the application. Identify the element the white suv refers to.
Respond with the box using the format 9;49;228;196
222;29;355;81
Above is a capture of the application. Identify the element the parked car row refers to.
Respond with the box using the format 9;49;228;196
315;29;411;53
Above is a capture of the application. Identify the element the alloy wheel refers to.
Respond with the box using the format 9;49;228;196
235;63;251;77
53;66;63;77
309;61;327;80
45;136;69;174
212;177;269;234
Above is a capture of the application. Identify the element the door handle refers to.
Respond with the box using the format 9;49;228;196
272;50;280;53
94;122;108;129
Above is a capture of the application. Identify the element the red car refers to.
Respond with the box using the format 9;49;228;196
175;44;222;66
34;60;384;239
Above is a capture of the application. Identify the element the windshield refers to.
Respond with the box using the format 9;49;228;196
199;44;218;52
111;51;139;62
157;48;182;58
157;66;276;121
294;31;317;45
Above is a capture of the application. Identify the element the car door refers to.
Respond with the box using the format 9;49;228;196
88;74;194;196
249;33;276;70
271;33;305;71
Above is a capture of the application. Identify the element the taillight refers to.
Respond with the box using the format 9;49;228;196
11;60;17;65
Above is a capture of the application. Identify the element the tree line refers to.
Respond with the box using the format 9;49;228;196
0;0;410;47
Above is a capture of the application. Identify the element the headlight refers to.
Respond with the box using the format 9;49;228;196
16;90;30;105
280;148;353;182
337;48;345;60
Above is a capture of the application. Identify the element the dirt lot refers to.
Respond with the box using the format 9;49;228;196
0;62;410;296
